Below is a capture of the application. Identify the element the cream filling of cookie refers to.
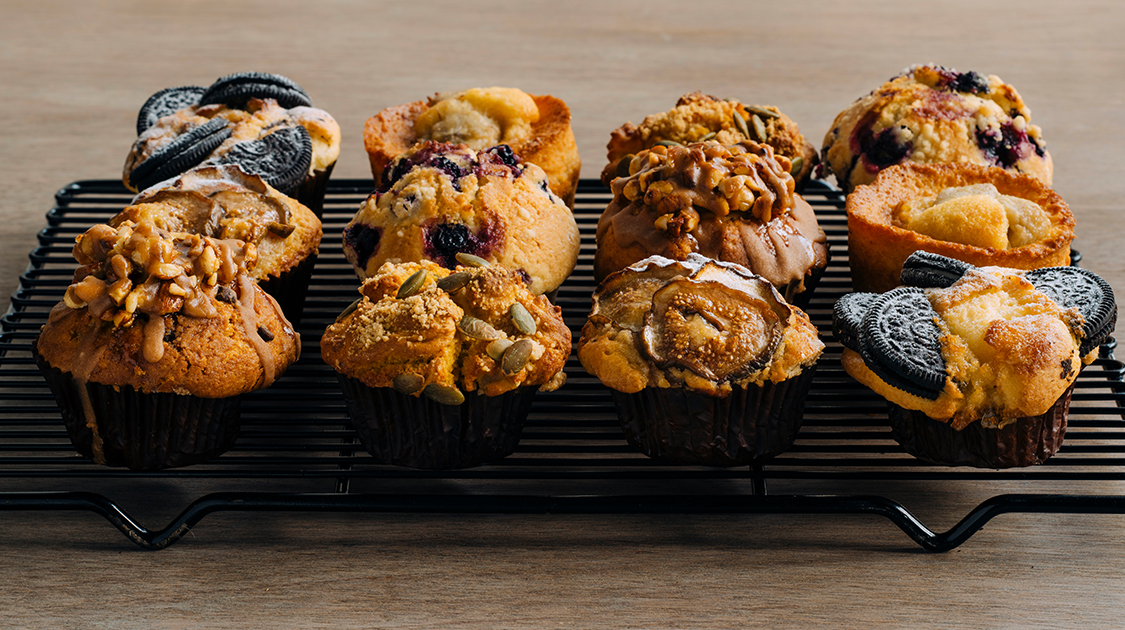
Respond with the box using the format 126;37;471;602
414;87;539;150
894;184;1050;250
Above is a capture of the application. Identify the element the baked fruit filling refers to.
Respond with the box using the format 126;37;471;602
894;183;1050;250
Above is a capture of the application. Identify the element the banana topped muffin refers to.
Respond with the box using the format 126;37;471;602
343;141;580;296
822;64;1052;192
35;219;300;469
363;87;581;206
602;92;819;190
595;140;828;305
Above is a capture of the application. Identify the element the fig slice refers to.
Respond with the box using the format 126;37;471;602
641;279;781;381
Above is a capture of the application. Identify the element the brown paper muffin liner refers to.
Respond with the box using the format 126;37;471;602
888;384;1074;468
257;252;317;327
293;162;336;219
34;351;243;471
337;375;537;470
610;365;817;467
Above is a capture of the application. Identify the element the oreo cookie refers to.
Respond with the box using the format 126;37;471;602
900;251;974;288
831;292;877;352
200;72;313;109
128;118;232;191
136;86;206;135
216;125;312;194
1025;266;1118;355
859;287;947;400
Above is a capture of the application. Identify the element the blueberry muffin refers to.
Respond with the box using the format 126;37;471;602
35;219;300;470
845;162;1074;292
602;92;819;190
822;64;1052;192
124;72;341;215
834;252;1116;468
321;259;570;469
578;254;824;466
343;142;580;297
363;87;581;206
594;140;828;306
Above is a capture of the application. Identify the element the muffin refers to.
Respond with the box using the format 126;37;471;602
343;141;580;297
578;254;824;466
846;162;1075;292
35;219;300;470
363;87;581;206
822;64;1053;192
321;259;570;469
124;72;341;215
602;91;819;190
594;140;829;306
112;165;323;323
834;252;1116;468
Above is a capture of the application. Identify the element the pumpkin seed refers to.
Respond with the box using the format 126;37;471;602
396;269;428;299
423;383;465;406
789;156;804;177
615;155;634;179
733;112;750;138
509;302;537;335
746;105;780;120
437;271;472;293
751;115;767;142
502;338;534;375
336;297;362;322
458;315;502;340
455;252;490;268
654;140;682;148
486;338;514;362
700;131;717;142
393;373;425;395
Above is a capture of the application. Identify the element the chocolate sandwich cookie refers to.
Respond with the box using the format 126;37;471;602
1025;266;1118;355
857;287;947;400
200;72;313;109
831;292;876;351
127;117;232;192
900;251;974;288
136;86;205;135
216;125;313;195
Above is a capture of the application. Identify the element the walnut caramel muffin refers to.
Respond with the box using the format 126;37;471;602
602;92;819;190
578;254;824;466
321;259;570;469
35;219;300;470
363;87;581;206
822;64;1052;192
594;140;828;306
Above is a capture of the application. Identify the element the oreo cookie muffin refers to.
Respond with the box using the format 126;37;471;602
124;72;341;215
845;162;1075;292
821;64;1053;192
577;254;824;466
595;140;828;306
111;165;322;323
35;219;300;470
834;252;1116;468
321;259;570;469
343;141;580;297
363;87;581;206
602;92;819;190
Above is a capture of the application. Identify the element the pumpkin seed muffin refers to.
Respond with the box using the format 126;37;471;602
112;165;322;323
602;92;819;190
35;219;300;470
821;64;1052;193
594;140;828;306
343;141;580;297
321;259;570;469
578;254;823;466
363;87;581;206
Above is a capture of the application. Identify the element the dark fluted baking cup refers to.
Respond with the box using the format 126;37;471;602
887;384;1073;468
783;256;827;311
293;162;336;218
34;352;242;470
336;375;537;470
257;252;317;326
610;365;817;467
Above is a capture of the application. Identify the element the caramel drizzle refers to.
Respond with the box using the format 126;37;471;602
71;321;109;466
237;274;276;387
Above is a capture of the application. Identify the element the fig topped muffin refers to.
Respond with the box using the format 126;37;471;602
594;140;828;306
822;64;1052;192
343;141;580;297
602;92;819;190
363;87;581;206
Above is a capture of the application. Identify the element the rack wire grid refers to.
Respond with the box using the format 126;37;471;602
1;178;1123;551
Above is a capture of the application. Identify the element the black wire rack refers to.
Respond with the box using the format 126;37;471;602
1;178;1123;552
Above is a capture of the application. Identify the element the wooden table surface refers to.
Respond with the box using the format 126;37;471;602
2;0;1124;627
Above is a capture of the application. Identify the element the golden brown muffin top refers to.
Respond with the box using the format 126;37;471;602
113;166;322;281
37;219;299;397
321;260;571;400
578;254;823;396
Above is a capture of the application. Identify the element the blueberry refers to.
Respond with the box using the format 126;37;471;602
949;71;989;95
860;126;912;170
485;144;520;168
343;223;381;268
423;221;502;269
975;122;1032;168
